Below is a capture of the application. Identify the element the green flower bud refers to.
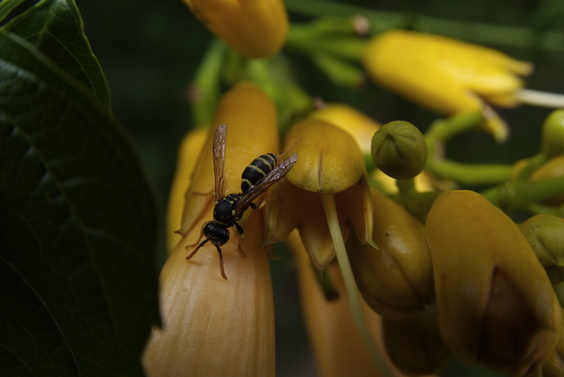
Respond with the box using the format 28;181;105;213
520;214;564;284
371;120;427;180
541;109;564;158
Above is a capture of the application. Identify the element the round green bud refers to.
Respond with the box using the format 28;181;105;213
541;109;564;158
371;121;427;180
520;213;564;268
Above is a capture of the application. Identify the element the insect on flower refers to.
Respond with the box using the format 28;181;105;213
186;124;298;279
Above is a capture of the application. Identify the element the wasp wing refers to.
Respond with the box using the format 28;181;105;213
213;124;227;200
234;152;298;215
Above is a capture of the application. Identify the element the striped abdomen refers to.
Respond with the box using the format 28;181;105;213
241;153;279;193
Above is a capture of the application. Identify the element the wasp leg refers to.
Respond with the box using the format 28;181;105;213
186;237;209;260
234;222;247;257
211;242;228;280
184;226;206;249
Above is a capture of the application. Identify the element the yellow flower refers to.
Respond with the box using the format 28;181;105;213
264;117;374;268
426;190;560;376
143;81;279;377
182;0;288;58
363;30;533;142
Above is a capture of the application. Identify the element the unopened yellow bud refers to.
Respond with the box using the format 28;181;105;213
182;0;288;58
347;188;434;319
363;30;532;142
426;190;560;375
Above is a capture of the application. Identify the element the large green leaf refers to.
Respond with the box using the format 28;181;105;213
0;2;159;377
0;0;111;108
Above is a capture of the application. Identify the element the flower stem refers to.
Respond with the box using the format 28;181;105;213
427;160;512;185
284;0;564;52
481;176;564;211
320;193;394;377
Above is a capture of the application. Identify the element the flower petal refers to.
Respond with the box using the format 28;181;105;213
182;0;288;58
143;213;275;377
284;118;365;193
167;128;208;252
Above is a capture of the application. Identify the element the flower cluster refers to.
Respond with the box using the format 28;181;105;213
144;2;564;377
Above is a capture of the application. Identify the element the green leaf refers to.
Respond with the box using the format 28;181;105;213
0;22;158;377
0;0;111;108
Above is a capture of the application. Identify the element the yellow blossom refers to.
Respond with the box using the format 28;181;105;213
264;117;374;268
182;0;288;58
363;30;533;142
143;81;279;377
177;81;279;241
425;190;560;376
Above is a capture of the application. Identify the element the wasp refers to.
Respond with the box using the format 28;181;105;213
186;124;298;279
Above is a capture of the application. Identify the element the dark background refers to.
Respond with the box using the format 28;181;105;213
76;0;563;375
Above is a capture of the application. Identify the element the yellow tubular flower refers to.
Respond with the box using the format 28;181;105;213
143;81;279;377
363;30;533;142
347;188;434;320
177;81;279;241
182;0;288;58
166;128;207;252
289;232;432;377
426;190;560;376
264;118;374;268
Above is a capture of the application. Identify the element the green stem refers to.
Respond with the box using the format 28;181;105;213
284;0;564;52
320;194;394;377
428;160;512;185
481;177;564;211
190;39;226;128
